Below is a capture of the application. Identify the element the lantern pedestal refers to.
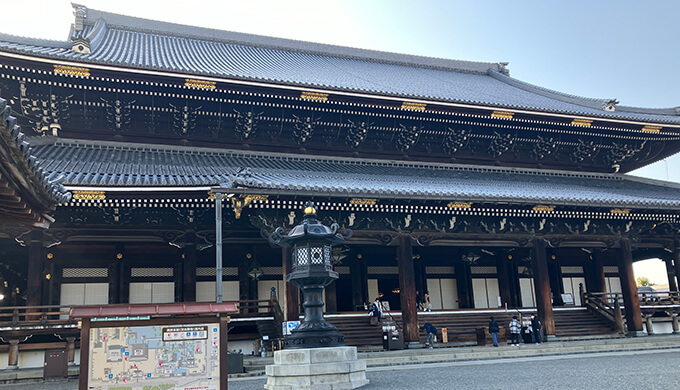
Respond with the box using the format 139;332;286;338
283;276;344;349
264;346;369;390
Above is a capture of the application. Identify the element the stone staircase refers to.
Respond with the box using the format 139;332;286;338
326;307;619;348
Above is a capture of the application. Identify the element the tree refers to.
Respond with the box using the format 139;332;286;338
636;276;653;287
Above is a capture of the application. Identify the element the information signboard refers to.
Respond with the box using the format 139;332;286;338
87;323;221;390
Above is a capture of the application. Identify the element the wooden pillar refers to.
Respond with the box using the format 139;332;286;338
51;264;62;306
617;238;644;335
592;251;607;293
219;317;229;390
547;252;564;306
349;256;366;310
397;235;419;345
455;255;473;308
66;337;76;366
120;260;130;304
665;258;678;292
496;250;512;308
283;248;299;322
531;238;555;337
6;339;19;370
183;230;197;302
108;261;120;304
673;249;680;293
26;230;43;307
78;318;91;390
173;261;183;303
238;255;250;303
326;280;337;314
414;254;426;299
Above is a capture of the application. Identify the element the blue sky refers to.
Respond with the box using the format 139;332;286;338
1;0;678;282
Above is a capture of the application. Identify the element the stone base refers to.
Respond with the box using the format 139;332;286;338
265;346;369;390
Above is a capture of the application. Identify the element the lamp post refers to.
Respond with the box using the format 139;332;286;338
268;202;352;349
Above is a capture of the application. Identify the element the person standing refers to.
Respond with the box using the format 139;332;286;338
488;316;500;347
509;315;521;346
420;322;437;349
424;291;431;312
372;298;383;322
531;315;542;344
416;291;423;311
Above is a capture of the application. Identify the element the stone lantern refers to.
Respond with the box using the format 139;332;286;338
268;202;352;349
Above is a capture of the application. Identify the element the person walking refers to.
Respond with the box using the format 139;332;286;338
509;315;521;346
420;322;437;349
531;315;542;344
488;316;500;347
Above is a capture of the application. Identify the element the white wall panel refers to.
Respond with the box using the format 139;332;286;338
607;277;622;294
472;279;489;308
520;278;536;308
129;282;174;304
196;281;239;303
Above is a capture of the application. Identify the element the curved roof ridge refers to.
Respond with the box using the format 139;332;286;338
487;69;613;110
616;105;680;117
80;6;505;75
0;32;71;49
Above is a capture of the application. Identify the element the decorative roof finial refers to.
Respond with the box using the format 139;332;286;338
72;3;87;32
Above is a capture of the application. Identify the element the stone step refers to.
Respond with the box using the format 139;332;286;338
357;335;680;367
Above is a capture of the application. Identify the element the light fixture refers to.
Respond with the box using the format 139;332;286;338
462;252;480;264
46;253;54;260
45;273;52;280
116;253;123;260
247;258;263;280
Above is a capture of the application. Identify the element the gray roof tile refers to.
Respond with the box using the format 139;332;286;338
28;138;680;209
0;6;678;125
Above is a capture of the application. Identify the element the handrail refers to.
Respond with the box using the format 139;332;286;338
582;292;624;333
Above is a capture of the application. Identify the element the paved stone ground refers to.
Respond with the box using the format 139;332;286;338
2;349;679;390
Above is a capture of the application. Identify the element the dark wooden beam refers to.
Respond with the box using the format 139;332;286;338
495;250;512;308
283;247;299;322
674;249;680;293
183;230;197;302
618;238;643;335
531;238;555;337
397;234;419;345
665;258;678;292
26;230;43;307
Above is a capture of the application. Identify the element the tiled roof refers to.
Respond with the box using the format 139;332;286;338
0;6;678;125
0;98;71;227
30;138;680;210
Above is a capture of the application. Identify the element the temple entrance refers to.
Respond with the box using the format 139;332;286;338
378;278;401;311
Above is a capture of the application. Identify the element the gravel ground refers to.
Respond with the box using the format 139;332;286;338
2;349;679;390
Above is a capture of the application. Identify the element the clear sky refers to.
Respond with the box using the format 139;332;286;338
1;0;678;283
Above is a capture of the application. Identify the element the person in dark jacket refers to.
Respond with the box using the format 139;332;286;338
488;316;500;347
531;315;542;344
420;322;437;349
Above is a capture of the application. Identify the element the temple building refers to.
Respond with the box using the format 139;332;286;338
1;4;680;361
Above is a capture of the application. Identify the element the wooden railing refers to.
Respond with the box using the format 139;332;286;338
0;305;76;328
582;292;624;333
638;291;680;306
0;299;284;330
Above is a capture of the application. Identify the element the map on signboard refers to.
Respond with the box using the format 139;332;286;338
88;323;220;390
